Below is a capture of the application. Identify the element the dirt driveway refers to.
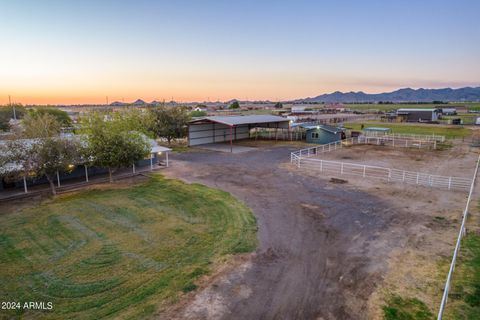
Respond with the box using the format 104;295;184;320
160;144;466;320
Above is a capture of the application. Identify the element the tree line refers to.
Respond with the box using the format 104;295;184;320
0;106;191;195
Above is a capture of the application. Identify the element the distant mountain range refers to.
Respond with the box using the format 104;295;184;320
106;86;480;107
297;87;480;103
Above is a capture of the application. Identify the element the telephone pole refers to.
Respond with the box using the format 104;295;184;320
8;95;17;120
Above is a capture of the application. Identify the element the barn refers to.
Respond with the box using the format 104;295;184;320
396;108;440;122
187;115;290;147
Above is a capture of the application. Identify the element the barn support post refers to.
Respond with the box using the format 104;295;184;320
23;176;28;193
57;170;61;187
230;125;233;153
85;165;89;182
213;123;216;143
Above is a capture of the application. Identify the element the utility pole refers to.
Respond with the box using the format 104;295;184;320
8;95;17;120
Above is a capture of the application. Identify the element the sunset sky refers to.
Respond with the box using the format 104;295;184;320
0;0;479;105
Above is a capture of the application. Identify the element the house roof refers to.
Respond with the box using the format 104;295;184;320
189;115;289;126
363;127;392;132
397;108;438;113
301;124;345;134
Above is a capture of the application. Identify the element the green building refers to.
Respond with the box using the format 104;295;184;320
303;124;346;144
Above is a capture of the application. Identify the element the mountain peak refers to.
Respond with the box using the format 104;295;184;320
299;87;480;103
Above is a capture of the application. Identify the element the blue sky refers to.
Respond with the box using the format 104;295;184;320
0;0;479;103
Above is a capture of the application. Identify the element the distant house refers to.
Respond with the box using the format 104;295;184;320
396;108;440;122
193;106;207;112
440;107;457;116
302;124;346;144
364;127;392;134
291;106;306;113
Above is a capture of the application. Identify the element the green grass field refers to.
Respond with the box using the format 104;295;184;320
0;175;257;319
343;122;472;139
383;295;433;320
343;103;480;112
442;234;480;319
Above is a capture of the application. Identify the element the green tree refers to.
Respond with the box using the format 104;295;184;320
229;101;240;109
81;112;151;182
0;115;81;195
149;106;190;144
274;102;283;109
190;110;207;117
0;104;26;131
28;108;72;127
22;112;61;138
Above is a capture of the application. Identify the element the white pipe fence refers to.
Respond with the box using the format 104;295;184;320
363;131;446;142
437;154;480;319
291;136;437;161
291;156;471;191
290;137;470;191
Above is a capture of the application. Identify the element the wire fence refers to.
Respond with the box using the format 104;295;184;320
290;137;471;191
437;154;480;319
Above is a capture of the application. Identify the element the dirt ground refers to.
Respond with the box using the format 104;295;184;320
310;143;475;178
159;142;478;320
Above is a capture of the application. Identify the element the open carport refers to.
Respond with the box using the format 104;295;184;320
188;115;290;151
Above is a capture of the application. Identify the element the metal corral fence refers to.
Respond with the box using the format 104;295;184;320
291;136;438;160
364;131;446;142
437;154;480;319
290;137;472;191
251;127;305;141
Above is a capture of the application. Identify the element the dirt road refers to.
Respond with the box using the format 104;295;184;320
160;145;433;319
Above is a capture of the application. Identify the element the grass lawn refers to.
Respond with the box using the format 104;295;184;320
383;295;433;320
443;234;480;319
343;122;472;139
0;175;257;319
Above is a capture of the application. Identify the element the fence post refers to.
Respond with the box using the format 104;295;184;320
320;160;323;172
402;171;405;182
416;172;420;185
405;139;408;147
448;177;452;190
85;165;89;182
57;170;61;187
434;140;437;150
23;176;28;193
363;165;366;177
341;162;344;175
